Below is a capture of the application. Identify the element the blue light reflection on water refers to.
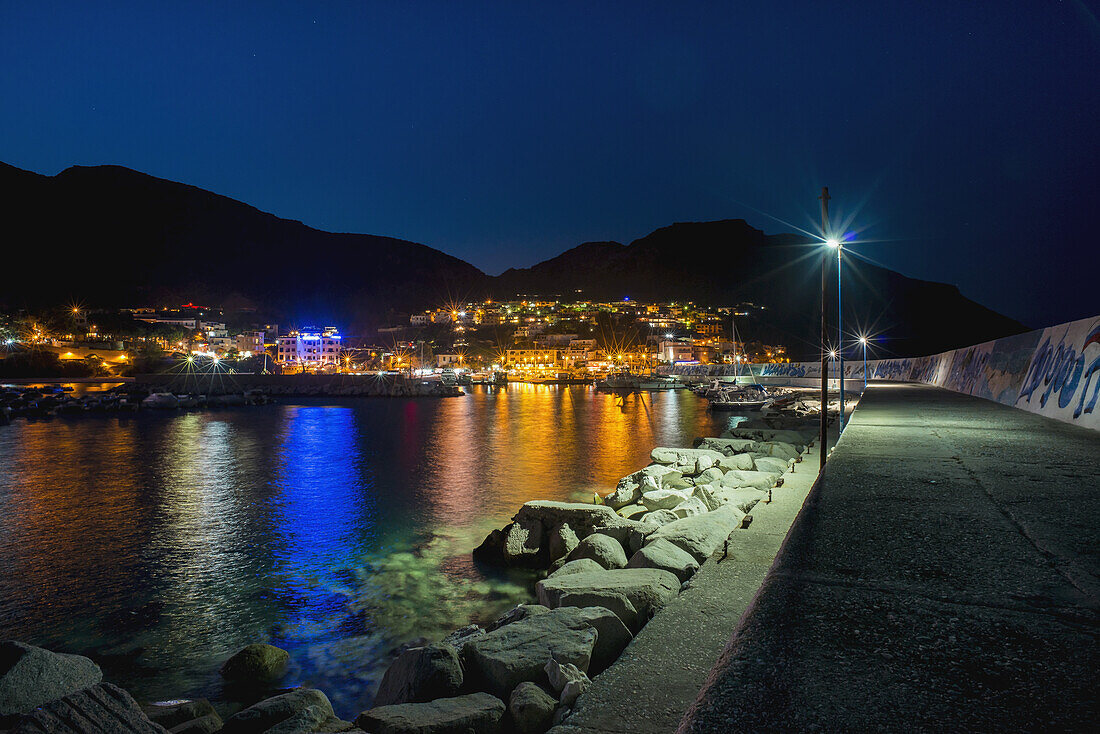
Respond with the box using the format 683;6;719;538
0;387;738;717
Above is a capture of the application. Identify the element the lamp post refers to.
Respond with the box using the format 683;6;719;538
826;237;844;433
819;187;830;470
859;336;867;393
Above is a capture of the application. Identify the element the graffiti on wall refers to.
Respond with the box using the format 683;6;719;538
1017;319;1100;422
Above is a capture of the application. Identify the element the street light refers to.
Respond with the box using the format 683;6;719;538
826;237;845;433
858;335;869;392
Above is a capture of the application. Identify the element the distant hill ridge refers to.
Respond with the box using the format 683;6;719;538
0;162;1026;358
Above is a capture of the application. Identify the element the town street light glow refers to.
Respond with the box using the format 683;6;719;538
825;238;840;248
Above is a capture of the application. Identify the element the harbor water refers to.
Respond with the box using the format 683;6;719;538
0;384;737;717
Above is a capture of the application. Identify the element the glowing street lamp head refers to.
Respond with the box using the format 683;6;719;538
825;238;841;249
859;336;867;345
829;350;838;359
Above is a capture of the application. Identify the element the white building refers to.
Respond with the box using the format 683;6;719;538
236;331;266;356
436;353;461;367
277;327;343;367
659;339;694;364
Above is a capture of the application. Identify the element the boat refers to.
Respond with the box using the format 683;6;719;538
707;385;771;411
141;392;179;409
596;370;684;391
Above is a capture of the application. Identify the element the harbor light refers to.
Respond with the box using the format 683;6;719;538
826;238;840;248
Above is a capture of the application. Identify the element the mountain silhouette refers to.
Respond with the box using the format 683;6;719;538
1;162;1025;358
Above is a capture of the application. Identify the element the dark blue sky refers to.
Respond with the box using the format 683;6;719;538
2;1;1098;327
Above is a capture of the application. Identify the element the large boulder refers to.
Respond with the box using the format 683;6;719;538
752;441;800;462
717;453;755;471
712;486;767;513
356;693;505;734
603;465;680;509
694;467;724;485
220;643;289;685
719;469;779;491
11;683;165;734
509;682;556;734
626;539;699;583
373;644;463;707
536;569;680;632
616;504;648;521
501;519;546;567
513;502;635;539
671;497;710;518
638;509;679;527
487;604;550;632
0;641;103;720
692;484;721;511
695;437;757;455
548;559;605;579
645;505;745;563
461;607;630;697
221;688;333;734
752;456;793;475
143;699;221;733
565;534;627;570
649;448;724;475
546;523;579;564
639;488;693;512
724;427;811;448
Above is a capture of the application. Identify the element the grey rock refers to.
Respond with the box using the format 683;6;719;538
168;713;224;734
692;484;720;511
645;505;745;562
536;569;680;631
565;534;627;570
640;488;693;512
664;476;696;490
509;682;556;734
0;640;103;718
615;504;649;521
543;660;585;696
548;558;605;579
373;644;462;707
712;486;767;513
752;456;792;474
461;607;630;697
356;693;504;734
671;497;710;518
546;523;579;564
220;643;289;685
717;453;755;471
266;703;331;734
513;502;635;540
626;538;700;583
502;519;545;566
638;509;679;527
11;683;165;734
440;625;484;649
143;700;220;731
694;467;724;485
559;677;589;708
695;437;757;455
487;604;550;632
221;688;334;734
718;469;779;491
751;440;800;462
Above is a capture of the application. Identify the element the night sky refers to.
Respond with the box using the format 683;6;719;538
2;1;1098;328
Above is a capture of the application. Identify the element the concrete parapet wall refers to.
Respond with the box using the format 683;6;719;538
670;314;1100;430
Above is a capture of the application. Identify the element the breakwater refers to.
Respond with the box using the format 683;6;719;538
135;372;464;397
668;313;1100;430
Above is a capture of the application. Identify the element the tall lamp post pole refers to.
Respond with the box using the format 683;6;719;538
819;187;830;471
860;336;867;393
836;240;845;433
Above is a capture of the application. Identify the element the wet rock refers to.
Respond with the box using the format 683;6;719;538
356;693;505;734
220;643;290;685
11;683;164;734
473;528;507;564
487;604;550;633
461;607;629;696
509;682;556;734
626;539;699;583
513;502;635;539
548;558;605;579
373;644;462;707
719;470;779;491
143;699;221;732
0;640;103;720
536;569;680;632
221;688;334;734
565;534;627;570
502;519;546;567
441;625;484;649
645;505;745;563
547;523;579;564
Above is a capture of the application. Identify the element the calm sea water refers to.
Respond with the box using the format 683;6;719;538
0;385;732;717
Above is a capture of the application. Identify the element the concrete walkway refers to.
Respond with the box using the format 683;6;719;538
680;383;1100;732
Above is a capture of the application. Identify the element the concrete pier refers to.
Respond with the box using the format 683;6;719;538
679;383;1099;732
